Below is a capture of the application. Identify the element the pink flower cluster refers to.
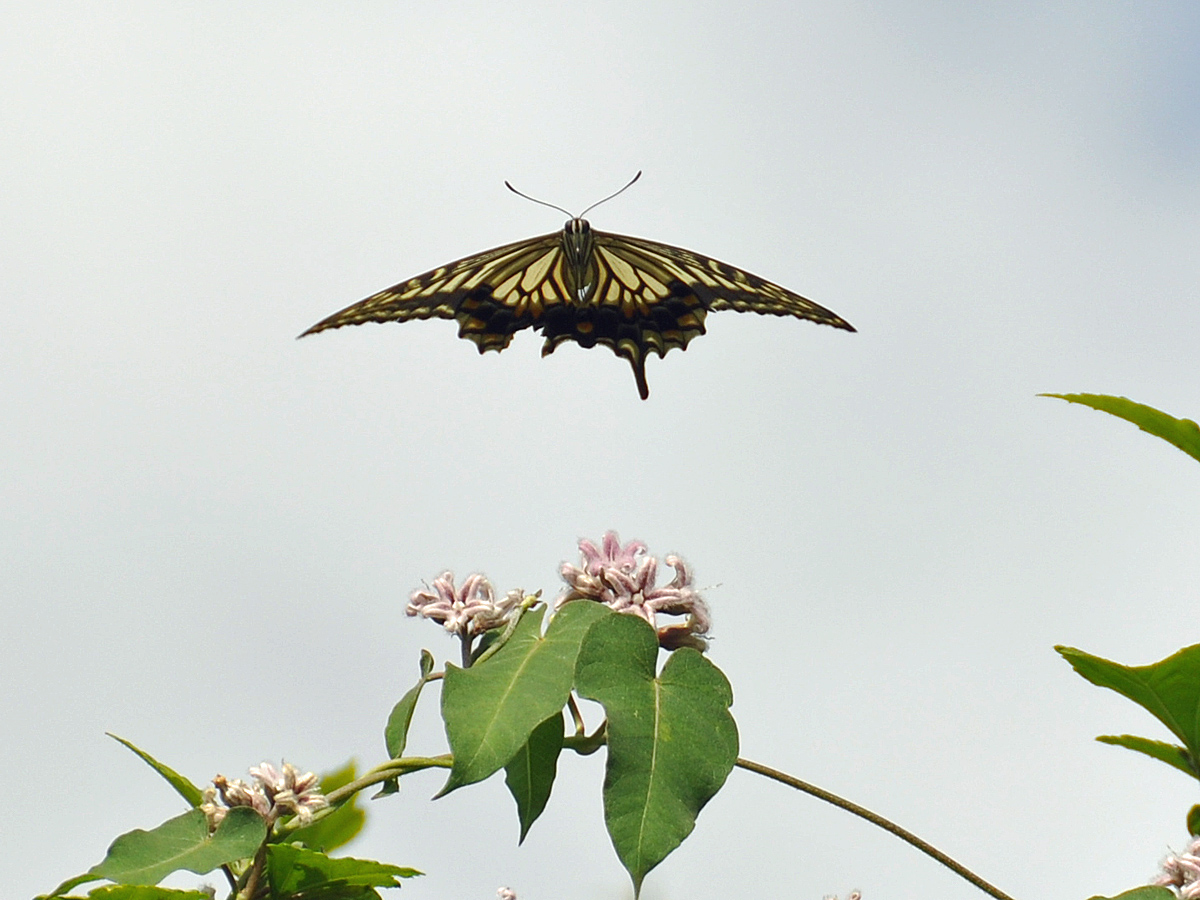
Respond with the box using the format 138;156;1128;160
1156;836;1200;898
200;761;327;830
558;531;711;651
407;571;523;639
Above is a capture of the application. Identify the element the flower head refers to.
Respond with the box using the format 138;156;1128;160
201;761;328;830
249;761;328;825
408;572;522;639
1156;836;1200;898
558;531;711;650
580;531;647;576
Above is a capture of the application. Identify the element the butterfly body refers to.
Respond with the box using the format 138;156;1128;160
302;217;854;399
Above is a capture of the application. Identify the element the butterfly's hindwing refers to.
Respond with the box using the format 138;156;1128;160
302;219;854;399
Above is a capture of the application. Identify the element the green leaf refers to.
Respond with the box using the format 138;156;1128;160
504;712;565;842
106;735;204;808
269;887;379;900
1095;735;1195;778
88;807;266;885
1188;804;1200;837
289;761;366;853
1085;888;1175;900
385;650;436;760
38;883;215;900
86;887;214;900
1041;393;1200;464
267;844;421;897
439;601;610;795
1058;644;1200;778
372;779;400;799
575;614;738;895
39;871;97;898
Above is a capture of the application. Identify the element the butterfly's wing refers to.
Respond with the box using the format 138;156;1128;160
594;231;854;326
300;231;569;353
557;231;855;398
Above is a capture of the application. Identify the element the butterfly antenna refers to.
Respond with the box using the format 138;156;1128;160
505;171;643;219
578;170;642;218
504;181;574;218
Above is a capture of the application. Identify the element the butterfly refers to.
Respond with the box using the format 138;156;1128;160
301;173;854;399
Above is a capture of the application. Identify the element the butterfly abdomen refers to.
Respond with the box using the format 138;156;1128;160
561;218;596;301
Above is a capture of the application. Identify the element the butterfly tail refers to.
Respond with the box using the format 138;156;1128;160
631;357;650;400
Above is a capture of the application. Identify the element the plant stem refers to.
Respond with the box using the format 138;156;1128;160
563;720;607;756
237;840;268;900
460;635;474;668
735;757;1018;900
567;694;586;736
220;863;238;895
323;755;453;805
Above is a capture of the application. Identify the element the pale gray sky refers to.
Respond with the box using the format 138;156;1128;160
3;3;1199;899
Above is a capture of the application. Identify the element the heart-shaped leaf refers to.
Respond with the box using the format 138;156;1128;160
575;613;737;895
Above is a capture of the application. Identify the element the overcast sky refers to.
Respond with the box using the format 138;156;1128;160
3;3;1199;899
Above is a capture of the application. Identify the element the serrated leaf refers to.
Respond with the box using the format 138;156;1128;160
1096;735;1195;777
88;807;265;885
267;843;421;896
575;614;738;895
385;651;436;760
1059;644;1200;779
106;735;204;808
289;762;366;853
1041;394;1200;464
439;601;610;795
504;712;564;842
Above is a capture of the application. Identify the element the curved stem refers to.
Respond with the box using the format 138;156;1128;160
563;720;607;756
328;755;453;805
265;755;454;842
735;757;1018;900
